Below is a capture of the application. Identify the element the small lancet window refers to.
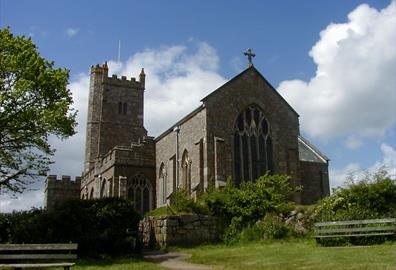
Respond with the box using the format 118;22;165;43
118;102;122;114
123;103;127;115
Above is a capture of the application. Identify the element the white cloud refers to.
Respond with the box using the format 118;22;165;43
66;27;79;37
278;2;396;139
111;41;226;135
0;41;225;212
344;135;363;150
330;143;396;190
0;189;44;212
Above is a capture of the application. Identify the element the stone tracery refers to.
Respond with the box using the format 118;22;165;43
233;105;273;184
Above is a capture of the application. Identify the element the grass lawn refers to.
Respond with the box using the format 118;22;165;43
47;256;167;270
179;239;396;270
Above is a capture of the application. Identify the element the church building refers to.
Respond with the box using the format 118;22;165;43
44;51;330;212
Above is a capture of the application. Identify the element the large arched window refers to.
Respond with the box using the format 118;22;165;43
181;150;192;194
233;105;274;184
159;163;167;204
127;175;153;213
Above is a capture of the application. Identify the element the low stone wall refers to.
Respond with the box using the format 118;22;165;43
139;214;220;249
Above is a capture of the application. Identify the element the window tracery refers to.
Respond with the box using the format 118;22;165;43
127;175;152;213
233;105;274;184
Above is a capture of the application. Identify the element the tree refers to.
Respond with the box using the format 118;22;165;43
0;28;77;193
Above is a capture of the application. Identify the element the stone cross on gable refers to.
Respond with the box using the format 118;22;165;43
244;48;256;67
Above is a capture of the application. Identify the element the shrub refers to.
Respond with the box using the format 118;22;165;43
312;168;396;245
259;213;289;240
201;174;300;243
312;169;396;222
0;198;141;257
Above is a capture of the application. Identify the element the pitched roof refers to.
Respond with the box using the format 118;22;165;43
201;66;299;116
298;135;329;163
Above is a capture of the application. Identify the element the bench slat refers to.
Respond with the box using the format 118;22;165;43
0;262;75;268
0;243;77;251
0;254;77;260
316;226;395;234
314;232;395;238
314;218;396;227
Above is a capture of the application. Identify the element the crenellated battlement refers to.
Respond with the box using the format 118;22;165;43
44;175;81;211
46;175;82;183
81;135;155;188
90;62;145;90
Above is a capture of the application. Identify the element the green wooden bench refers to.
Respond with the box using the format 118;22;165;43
0;243;77;270
314;218;396;240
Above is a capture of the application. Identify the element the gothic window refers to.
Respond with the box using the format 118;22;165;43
233;105;274;184
118;102;122;114
181;150;192;194
89;187;94;199
100;178;107;198
159;163;167;204
123;102;127;115
127;175;153;213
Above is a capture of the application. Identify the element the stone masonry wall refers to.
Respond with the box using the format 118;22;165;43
155;108;207;207
300;161;330;205
81;136;156;203
139;214;220;249
84;63;146;172
204;67;301;202
44;175;81;211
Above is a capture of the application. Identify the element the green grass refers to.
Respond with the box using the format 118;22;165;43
48;256;167;270
179;239;396;270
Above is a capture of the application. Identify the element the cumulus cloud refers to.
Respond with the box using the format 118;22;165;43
108;41;226;135
66;27;79;37
278;2;396;139
330;143;396;190
0;41;225;212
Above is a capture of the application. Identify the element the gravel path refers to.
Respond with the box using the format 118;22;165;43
143;251;213;270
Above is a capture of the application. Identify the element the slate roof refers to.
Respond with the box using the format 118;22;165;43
298;136;329;163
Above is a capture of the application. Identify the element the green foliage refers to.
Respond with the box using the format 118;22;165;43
0;198;141;257
312;168;396;246
312;169;396;222
0;28;77;192
155;189;208;215
168;189;197;213
258;213;289;239
201;174;299;243
240;213;293;242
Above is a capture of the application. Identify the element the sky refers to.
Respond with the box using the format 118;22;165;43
0;0;395;212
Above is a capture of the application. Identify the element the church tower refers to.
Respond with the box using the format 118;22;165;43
84;63;147;172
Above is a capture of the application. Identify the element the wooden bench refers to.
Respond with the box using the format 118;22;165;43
0;243;77;270
314;218;396;240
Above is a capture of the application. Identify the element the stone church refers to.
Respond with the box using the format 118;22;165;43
45;54;330;212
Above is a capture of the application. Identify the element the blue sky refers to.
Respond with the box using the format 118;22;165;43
1;0;395;211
